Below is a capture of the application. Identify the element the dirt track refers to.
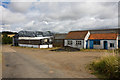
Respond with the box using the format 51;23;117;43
2;45;109;78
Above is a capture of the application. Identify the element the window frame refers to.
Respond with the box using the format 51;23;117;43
67;40;72;45
76;40;82;45
110;43;114;47
93;40;100;45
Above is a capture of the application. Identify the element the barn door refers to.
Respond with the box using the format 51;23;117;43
86;40;88;49
118;40;120;48
104;41;108;49
89;40;93;49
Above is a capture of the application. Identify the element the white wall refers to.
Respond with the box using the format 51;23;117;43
39;45;53;48
116;36;118;49
88;40;117;49
19;44;53;48
64;40;84;49
84;31;90;49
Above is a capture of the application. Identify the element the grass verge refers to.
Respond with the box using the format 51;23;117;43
89;55;120;79
80;49;108;52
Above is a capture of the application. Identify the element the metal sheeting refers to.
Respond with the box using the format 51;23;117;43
54;34;67;39
18;37;50;40
18;31;54;37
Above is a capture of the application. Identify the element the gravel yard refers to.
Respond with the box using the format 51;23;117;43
2;45;110;78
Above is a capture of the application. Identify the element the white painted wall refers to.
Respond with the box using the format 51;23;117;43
40;45;53;48
116;36;118;49
84;31;90;49
19;44;53;48
88;40;117;49
64;40;84;49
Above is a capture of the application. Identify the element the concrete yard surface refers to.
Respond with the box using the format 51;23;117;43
2;45;109;78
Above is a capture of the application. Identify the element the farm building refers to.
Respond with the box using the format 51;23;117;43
87;33;118;49
18;37;53;48
13;31;54;48
53;33;67;47
64;28;120;49
64;31;90;49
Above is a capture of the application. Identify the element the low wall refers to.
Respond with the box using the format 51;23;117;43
19;44;53;48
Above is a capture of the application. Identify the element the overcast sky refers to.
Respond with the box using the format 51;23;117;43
0;0;119;32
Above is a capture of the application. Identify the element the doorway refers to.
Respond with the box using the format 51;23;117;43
104;41;108;49
89;40;93;49
118;40;120;48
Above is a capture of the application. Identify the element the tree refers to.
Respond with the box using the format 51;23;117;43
2;33;12;44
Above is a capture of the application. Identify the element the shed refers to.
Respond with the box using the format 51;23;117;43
53;34;67;47
88;33;118;49
64;31;90;49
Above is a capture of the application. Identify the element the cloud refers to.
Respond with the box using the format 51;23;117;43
47;2;117;20
0;6;27;24
1;2;118;32
26;20;35;27
8;2;32;12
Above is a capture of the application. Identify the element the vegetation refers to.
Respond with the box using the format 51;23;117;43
114;48;120;55
80;49;108;52
2;33;12;44
89;55;120;79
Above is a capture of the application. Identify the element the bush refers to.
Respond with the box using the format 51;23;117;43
90;55;120;79
2;33;12;44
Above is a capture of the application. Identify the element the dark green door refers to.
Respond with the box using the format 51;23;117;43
118;40;120;48
104;41;108;49
90;40;93;49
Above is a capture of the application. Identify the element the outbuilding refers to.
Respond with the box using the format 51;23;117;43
88;33;118;49
18;37;53;48
13;31;53;48
64;31;90;49
53;33;67;47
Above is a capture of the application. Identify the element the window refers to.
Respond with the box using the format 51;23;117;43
67;40;72;45
93;40;100;45
55;40;59;42
76;41;81;45
110;43;114;47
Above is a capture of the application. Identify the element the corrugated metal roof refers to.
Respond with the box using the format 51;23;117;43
88;33;117;40
18;37;50;40
54;34;67;39
65;31;88;39
18;31;54;37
